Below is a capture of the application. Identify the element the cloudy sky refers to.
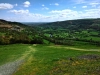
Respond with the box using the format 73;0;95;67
0;0;100;22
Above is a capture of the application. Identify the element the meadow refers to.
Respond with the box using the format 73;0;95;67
0;44;100;75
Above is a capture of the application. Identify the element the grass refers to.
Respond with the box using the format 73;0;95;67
0;44;29;65
0;44;100;75
89;31;99;35
50;57;100;75
84;36;100;41
0;32;6;35
13;44;100;75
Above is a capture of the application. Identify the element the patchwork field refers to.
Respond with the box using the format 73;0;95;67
0;44;100;75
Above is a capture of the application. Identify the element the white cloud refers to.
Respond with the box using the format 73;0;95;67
15;4;18;6
82;6;87;8
42;7;49;10
73;6;76;8
98;6;100;8
42;4;45;6
49;9;80;21
8;9;48;22
49;8;100;21
82;9;100;18
89;3;100;7
0;3;13;9
23;1;30;7
72;0;86;4
49;9;74;14
50;3;59;6
9;9;29;14
72;0;100;5
7;8;100;22
55;3;59;6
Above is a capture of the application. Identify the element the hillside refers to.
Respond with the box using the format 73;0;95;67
0;18;100;46
0;19;27;31
34;18;100;46
0;19;43;45
0;19;100;75
36;18;100;31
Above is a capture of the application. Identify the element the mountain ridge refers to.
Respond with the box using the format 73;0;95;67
36;18;100;31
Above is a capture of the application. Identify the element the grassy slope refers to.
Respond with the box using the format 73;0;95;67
0;44;29;65
12;44;100;75
0;44;100;75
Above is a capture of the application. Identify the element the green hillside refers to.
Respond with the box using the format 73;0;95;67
0;19;43;45
0;18;100;46
36;18;100;30
0;19;100;75
34;18;100;46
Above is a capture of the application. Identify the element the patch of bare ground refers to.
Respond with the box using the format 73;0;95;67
78;54;100;60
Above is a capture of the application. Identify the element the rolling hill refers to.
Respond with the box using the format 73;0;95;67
0;18;100;46
0;19;43;45
34;18;100;46
35;18;100;31
0;19;27;31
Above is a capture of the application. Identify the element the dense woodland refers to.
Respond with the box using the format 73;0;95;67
0;18;100;46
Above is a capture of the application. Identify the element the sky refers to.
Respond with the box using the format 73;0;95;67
0;0;100;22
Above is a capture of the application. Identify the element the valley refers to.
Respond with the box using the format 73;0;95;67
0;18;100;75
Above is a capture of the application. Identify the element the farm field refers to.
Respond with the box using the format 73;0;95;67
0;44;100;75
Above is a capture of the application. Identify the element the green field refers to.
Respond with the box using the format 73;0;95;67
0;44;29;65
0;44;100;75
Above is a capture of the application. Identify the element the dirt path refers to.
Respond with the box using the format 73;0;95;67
65;47;100;52
49;46;100;52
0;46;36;75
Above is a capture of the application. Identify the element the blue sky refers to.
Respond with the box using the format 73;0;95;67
0;0;100;22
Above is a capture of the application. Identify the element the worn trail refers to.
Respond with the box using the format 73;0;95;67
0;46;36;75
49;45;100;52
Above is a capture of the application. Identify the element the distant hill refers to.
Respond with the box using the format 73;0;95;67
0;19;43;45
22;22;50;26
0;19;26;27
0;18;100;45
34;18;100;46
0;19;28;32
36;18;100;31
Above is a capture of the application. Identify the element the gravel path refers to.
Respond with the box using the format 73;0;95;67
0;59;24;75
0;46;35;75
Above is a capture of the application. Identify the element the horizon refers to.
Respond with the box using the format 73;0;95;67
0;18;100;23
0;0;100;22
